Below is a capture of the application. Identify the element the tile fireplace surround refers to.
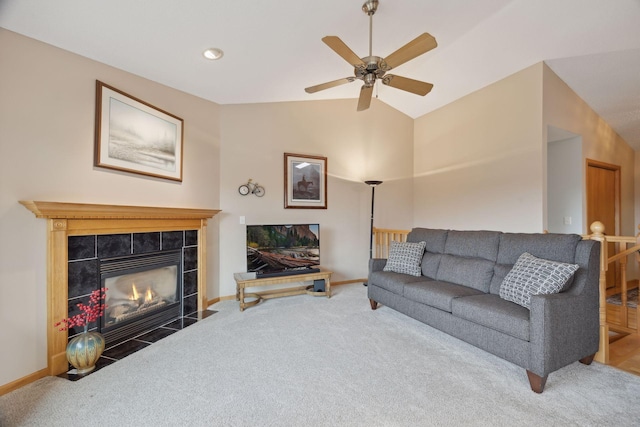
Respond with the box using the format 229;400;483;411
20;201;220;376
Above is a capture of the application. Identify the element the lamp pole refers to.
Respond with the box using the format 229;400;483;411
364;180;383;286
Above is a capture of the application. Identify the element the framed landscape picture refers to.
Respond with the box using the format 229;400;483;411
284;153;327;209
94;81;184;181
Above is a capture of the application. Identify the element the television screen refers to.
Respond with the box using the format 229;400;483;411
246;224;320;277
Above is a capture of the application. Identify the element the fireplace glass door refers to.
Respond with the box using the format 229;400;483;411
99;250;182;346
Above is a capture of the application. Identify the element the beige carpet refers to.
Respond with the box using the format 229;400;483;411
2;283;640;426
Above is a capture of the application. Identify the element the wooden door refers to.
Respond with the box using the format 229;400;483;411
586;160;620;289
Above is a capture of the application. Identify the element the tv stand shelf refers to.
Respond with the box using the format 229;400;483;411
233;270;332;311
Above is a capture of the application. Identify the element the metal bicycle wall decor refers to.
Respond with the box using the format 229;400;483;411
238;179;265;197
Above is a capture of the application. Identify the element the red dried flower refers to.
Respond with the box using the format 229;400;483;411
55;288;108;332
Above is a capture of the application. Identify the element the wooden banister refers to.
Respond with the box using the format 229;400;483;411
372;228;410;259
584;221;640;365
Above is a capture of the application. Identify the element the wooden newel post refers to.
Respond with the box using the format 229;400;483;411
589;221;609;364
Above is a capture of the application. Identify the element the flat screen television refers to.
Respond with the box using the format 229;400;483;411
246;224;320;277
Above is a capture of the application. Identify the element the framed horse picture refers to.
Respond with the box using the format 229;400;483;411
284;153;327;209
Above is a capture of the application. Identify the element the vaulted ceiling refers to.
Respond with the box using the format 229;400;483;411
1;0;639;148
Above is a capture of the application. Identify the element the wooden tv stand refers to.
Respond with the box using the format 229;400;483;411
233;270;332;311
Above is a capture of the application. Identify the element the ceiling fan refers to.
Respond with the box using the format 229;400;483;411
305;0;437;112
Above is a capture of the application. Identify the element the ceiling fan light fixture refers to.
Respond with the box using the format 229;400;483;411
203;48;224;60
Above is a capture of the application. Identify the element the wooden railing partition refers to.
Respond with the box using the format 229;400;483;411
585;221;640;364
372;227;410;258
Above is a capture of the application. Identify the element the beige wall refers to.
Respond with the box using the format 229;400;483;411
413;63;545;232
219;99;415;297
0;29;221;387
542;63;635;236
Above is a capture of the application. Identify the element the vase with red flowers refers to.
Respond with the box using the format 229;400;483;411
55;287;107;374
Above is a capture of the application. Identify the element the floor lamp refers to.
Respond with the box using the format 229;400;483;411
364;180;383;286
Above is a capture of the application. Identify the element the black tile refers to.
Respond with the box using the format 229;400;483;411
136;327;178;343
133;232;160;254
68;259;99;299
68;235;96;260
184;247;197;271
185;230;198;246
164;317;197;330
102;339;150;360
98;234;132;258
185;310;217;320
59;356;116;381
183;294;198;317
162;231;183;250
183;270;197;296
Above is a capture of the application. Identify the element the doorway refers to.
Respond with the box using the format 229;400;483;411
586;159;621;290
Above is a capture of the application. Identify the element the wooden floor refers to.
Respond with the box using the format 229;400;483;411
609;332;640;376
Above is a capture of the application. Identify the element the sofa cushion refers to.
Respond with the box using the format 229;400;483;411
489;233;582;295
444;230;501;261
407;228;448;254
369;271;426;295
451;294;531;341
420;252;442;279
436;254;495;293
383;240;426;276
496;233;581;265
499;252;579;309
404;280;485;312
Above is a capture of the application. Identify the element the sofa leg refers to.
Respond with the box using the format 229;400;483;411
369;299;378;310
579;354;595;365
526;370;548;393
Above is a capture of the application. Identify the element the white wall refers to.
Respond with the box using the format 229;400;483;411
547;135;583;234
218;99;415;297
412;63;545;232
0;29;221;387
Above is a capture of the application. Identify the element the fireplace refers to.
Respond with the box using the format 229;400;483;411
20;201;220;376
99;250;182;347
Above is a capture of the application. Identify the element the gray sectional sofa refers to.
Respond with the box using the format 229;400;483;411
367;228;600;393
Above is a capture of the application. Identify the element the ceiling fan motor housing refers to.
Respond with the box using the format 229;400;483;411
362;0;379;16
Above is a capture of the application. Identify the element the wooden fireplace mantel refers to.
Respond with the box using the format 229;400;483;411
20;201;220;376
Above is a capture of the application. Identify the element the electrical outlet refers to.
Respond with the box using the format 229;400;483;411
563;216;572;225
239;216;245;224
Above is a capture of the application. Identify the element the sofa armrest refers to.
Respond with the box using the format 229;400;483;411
528;240;600;377
369;258;387;273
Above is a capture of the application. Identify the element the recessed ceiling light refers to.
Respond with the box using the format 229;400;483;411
203;48;224;60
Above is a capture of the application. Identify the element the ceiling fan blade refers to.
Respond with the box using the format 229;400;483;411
322;36;366;69
305;77;356;94
382;75;433;96
379;33;437;71
357;85;374;111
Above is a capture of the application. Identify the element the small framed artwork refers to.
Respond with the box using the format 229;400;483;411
94;81;184;182
284;153;328;209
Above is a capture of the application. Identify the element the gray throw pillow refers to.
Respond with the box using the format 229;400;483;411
383;241;426;277
499;252;579;309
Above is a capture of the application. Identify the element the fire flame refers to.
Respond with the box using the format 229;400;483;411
145;288;153;302
131;283;139;300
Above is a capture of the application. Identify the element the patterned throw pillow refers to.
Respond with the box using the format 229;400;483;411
383;241;427;277
499;252;579;309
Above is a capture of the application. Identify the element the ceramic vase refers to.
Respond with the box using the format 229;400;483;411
66;330;105;374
